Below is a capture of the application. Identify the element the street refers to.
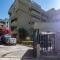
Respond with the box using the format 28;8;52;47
0;45;60;60
0;44;34;60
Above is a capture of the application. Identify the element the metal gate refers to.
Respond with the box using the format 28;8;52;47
33;29;55;56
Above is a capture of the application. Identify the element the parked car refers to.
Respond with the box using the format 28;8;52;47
4;34;16;45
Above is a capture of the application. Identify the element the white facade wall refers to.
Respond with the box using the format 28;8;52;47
34;22;60;32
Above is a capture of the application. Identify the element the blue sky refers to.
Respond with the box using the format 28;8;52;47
33;0;60;11
0;0;60;19
0;0;14;19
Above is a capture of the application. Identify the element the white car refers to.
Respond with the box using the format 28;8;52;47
4;34;16;45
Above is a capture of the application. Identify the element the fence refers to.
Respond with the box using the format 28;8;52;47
33;29;55;57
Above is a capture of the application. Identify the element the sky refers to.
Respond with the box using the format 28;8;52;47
33;0;60;11
0;0;14;19
0;0;60;19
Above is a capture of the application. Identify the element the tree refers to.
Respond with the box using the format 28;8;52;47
18;28;29;40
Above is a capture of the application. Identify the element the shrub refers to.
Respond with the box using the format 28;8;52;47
18;41;33;46
18;28;29;40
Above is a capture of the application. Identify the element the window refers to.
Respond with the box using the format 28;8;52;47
29;22;34;24
30;8;40;14
9;12;12;16
11;18;17;23
31;14;40;20
11;26;17;31
1;25;4;27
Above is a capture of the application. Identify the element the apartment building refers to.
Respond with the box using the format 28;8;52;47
47;8;60;22
34;9;60;53
0;19;9;28
4;18;9;28
8;0;48;36
34;8;60;32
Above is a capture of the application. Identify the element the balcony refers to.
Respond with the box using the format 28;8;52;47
31;13;41;20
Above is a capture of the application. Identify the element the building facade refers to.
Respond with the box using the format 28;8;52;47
47;8;60;22
0;19;9;29
4;18;10;29
8;0;48;36
33;9;60;54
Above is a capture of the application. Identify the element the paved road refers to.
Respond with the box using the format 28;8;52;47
0;45;33;57
0;45;34;60
0;45;60;60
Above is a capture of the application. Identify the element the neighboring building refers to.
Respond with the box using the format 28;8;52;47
0;19;9;29
0;19;5;29
47;8;60;22
8;0;48;36
4;18;9;29
33;9;60;54
34;8;60;32
46;8;60;51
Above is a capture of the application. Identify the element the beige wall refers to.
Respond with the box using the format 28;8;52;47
9;0;48;35
34;22;60;32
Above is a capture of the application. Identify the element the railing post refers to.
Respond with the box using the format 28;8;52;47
37;44;41;57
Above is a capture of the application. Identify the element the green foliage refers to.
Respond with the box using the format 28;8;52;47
17;41;33;46
21;41;33;46
18;28;29;40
